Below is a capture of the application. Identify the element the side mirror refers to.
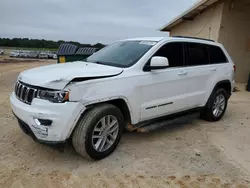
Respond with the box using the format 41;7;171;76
145;56;169;71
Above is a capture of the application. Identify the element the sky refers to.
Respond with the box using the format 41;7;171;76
0;0;198;44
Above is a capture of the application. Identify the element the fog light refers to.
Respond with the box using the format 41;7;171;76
34;118;52;126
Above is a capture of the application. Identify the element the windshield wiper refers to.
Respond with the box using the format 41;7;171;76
93;61;108;65
82;59;106;65
86;60;123;68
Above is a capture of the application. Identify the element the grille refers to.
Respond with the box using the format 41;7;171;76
14;81;37;105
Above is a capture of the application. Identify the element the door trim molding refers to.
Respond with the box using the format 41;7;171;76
145;102;173;110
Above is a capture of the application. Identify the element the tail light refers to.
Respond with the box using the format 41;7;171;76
232;65;236;81
233;65;236;72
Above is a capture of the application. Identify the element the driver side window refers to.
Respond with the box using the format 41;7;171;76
151;42;184;67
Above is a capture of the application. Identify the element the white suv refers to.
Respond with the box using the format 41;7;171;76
10;37;235;160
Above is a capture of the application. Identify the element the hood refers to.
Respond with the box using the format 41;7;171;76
18;61;123;89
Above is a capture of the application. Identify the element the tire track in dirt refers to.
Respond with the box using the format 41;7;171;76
1;170;249;188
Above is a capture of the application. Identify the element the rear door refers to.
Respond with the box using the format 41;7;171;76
183;42;212;107
205;45;231;99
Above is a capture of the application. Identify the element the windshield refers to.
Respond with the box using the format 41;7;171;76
86;40;156;68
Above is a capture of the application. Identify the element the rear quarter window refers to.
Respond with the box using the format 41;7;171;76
207;45;228;64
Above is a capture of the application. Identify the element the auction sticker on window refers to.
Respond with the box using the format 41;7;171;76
139;41;157;46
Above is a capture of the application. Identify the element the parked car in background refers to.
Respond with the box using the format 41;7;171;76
29;51;40;59
19;51;30;58
0;49;4;55
53;54;57;59
10;37;235;160
48;52;54;59
9;50;20;58
39;52;49;59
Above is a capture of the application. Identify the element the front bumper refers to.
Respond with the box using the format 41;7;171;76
10;92;85;142
14;114;64;145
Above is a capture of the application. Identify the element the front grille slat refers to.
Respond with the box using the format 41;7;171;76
14;81;37;105
32;89;37;99
25;88;30;101
17;83;22;96
15;84;18;97
20;85;24;101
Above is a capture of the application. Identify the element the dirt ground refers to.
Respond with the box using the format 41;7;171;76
0;59;250;188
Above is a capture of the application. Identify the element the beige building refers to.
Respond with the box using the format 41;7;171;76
160;0;250;83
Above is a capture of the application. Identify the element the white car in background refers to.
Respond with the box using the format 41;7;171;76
39;52;49;59
19;51;30;58
9;50;20;58
10;36;235;160
52;54;57;59
29;51;40;59
48;52;55;59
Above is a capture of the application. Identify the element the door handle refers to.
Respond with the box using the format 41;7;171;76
178;71;188;76
210;67;217;72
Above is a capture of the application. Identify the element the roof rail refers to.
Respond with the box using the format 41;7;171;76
172;36;215;42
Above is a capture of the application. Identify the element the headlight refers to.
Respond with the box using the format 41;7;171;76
37;90;69;103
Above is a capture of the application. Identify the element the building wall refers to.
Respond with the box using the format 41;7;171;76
218;0;250;82
170;2;224;41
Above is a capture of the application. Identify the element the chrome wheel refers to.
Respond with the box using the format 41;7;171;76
212;94;225;117
92;115;119;152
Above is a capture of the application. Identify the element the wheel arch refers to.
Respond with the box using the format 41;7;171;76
206;79;232;106
213;80;232;97
67;96;136;140
85;97;133;126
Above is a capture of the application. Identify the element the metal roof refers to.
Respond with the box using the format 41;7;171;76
75;47;98;55
160;0;220;31
57;43;78;55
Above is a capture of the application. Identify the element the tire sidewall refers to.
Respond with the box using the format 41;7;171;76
84;106;124;160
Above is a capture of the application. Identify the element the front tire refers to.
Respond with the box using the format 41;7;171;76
72;104;124;160
201;88;228;122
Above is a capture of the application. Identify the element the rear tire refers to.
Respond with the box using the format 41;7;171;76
201;88;228;122
72;104;124;160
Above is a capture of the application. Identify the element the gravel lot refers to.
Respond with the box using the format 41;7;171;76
0;58;250;188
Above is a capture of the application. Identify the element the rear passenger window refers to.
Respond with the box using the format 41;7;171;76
186;43;209;66
207;45;228;64
153;42;184;67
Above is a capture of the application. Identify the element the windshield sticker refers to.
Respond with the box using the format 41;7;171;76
139;41;157;46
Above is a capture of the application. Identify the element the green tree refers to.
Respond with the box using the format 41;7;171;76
0;38;105;50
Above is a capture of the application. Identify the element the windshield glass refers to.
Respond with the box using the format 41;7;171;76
86;40;156;68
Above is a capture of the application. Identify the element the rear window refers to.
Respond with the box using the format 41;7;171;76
207;45;228;64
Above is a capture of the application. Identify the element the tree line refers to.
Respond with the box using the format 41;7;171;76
0;38;105;49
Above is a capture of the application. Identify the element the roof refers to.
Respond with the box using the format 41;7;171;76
121;36;219;45
160;0;220;31
123;37;165;42
121;36;220;47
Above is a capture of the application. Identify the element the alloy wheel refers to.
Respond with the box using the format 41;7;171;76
212;94;226;117
92;115;119;152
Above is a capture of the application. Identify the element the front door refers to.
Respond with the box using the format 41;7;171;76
139;42;190;121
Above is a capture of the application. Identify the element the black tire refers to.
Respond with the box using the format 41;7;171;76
72;104;124;160
201;88;228;122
